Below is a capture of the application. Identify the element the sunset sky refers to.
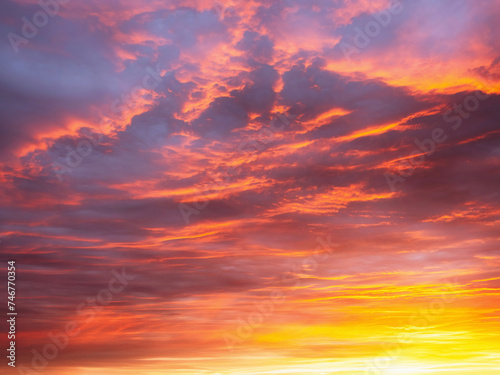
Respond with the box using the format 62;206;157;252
1;0;500;374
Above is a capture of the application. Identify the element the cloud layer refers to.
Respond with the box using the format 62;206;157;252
1;0;499;374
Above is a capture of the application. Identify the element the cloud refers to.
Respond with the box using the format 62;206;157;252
1;0;500;373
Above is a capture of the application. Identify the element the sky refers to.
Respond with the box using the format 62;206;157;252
1;0;500;374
